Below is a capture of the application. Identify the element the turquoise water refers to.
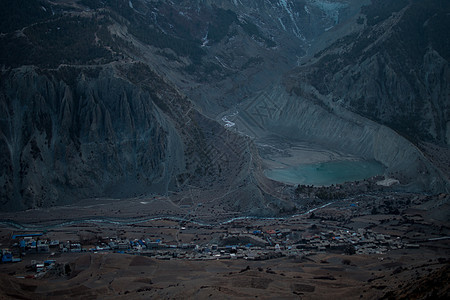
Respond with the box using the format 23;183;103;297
264;160;385;186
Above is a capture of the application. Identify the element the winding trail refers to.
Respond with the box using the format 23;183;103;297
2;191;416;231
0;200;335;230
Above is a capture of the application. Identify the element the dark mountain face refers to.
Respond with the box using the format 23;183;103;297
286;0;450;145
0;0;265;210
0;63;256;210
0;0;448;211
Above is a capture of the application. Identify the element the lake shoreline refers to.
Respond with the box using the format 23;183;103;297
264;160;386;187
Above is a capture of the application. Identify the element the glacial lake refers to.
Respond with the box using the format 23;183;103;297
264;160;385;186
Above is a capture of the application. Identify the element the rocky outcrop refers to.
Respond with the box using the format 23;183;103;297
0;66;177;209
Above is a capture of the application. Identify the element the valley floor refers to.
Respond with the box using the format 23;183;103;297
0;192;449;299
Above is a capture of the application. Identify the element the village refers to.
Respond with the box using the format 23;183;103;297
0;191;447;299
1;191;446;280
1;218;417;278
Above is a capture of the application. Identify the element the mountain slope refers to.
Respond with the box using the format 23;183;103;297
286;0;450;145
0;0;448;212
0;0;364;210
0;0;276;211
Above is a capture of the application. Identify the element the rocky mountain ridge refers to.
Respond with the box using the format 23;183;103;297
286;0;450;145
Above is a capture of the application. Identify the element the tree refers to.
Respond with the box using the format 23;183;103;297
344;245;356;255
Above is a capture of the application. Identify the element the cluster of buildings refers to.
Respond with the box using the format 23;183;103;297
293;228;406;255
1;232;82;263
1;225;414;265
2;233;48;263
201;226;411;259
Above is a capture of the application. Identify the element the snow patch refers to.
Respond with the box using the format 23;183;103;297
308;0;347;24
278;0;305;40
202;30;209;47
304;5;310;15
278;17;286;31
215;56;235;71
128;0;133;9
178;11;191;20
